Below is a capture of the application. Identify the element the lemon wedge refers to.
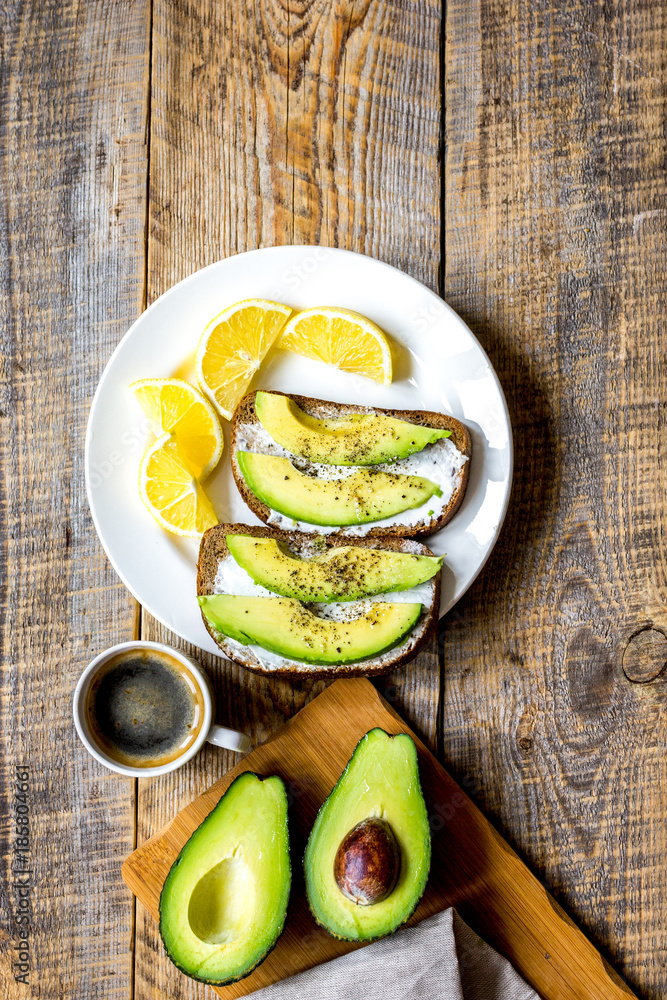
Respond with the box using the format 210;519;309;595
195;299;292;419
130;378;223;480
277;307;392;385
138;433;218;537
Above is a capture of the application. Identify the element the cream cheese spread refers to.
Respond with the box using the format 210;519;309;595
234;422;468;534
212;553;435;672
222;632;424;673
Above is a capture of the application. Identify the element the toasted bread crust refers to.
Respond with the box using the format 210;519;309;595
229;391;471;539
197;522;440;678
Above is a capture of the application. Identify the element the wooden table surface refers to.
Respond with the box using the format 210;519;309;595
1;1;665;998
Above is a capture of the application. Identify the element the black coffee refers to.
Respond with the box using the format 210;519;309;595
86;650;204;768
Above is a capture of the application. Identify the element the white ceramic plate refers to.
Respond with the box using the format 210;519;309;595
86;247;512;657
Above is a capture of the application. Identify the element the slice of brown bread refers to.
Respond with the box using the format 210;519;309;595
229;390;471;539
197;522;440;679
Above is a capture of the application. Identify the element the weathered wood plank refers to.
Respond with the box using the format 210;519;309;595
0;2;151;997
136;0;442;995
443;1;667;996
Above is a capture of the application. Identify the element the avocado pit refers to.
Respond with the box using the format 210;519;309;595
334;817;400;905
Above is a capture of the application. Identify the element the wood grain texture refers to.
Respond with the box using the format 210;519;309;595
4;0;661;993
137;3;442;996
124;678;637;1000
443;0;667;997
0;2;151;997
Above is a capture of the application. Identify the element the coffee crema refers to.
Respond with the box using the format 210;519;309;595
85;649;205;768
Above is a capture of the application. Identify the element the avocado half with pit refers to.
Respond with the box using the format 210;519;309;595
199;595;422;665
236;452;441;526
226;534;442;602
255;391;450;465
159;772;290;984
304;728;431;940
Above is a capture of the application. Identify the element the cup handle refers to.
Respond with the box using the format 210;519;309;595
207;724;251;754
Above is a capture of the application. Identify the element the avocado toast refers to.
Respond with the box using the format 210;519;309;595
230;391;471;539
197;524;441;678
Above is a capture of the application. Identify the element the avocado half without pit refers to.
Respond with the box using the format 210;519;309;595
304;728;431;941
159;772;290;984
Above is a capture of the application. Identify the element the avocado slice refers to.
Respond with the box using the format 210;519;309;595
304;728;430;941
255;391;450;465
159;772;290;984
236;452;442;526
226;534;442;602
199;595;422;665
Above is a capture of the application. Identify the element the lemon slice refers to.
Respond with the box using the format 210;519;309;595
130;378;223;480
139;433;218;537
195;299;292;419
277;307;392;385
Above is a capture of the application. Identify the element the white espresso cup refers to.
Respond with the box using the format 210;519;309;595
73;640;251;777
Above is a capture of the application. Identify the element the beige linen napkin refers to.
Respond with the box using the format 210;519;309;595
251;909;540;1000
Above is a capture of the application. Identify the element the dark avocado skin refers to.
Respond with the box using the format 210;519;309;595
158;772;291;986
303;728;431;942
157;934;282;987
157;933;282;987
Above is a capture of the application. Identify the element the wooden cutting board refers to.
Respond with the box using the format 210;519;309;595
122;679;635;999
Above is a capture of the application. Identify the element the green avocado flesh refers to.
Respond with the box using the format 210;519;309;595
226;534;442;602
159;772;290;984
199;595;422;665
255;391;450;465
237;452;441;527
304;728;431;941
